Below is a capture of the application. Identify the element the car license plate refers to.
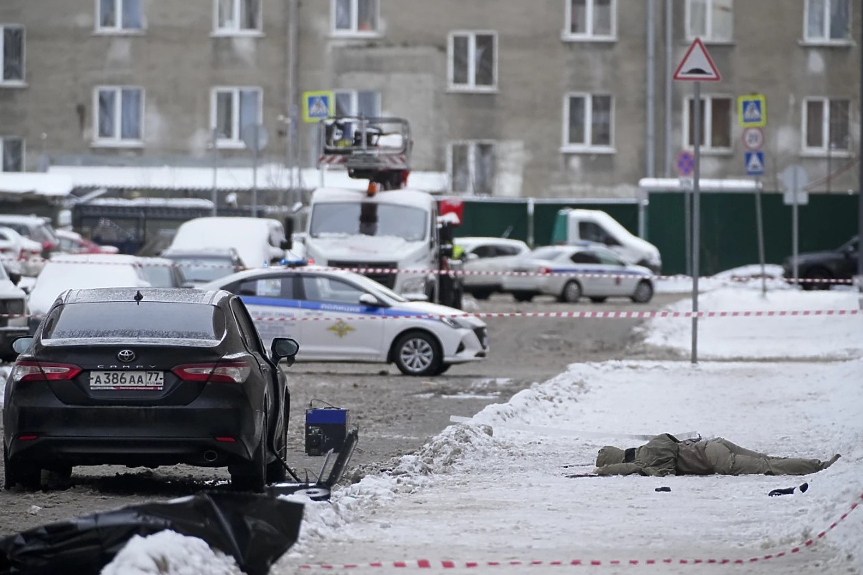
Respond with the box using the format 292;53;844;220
89;371;164;390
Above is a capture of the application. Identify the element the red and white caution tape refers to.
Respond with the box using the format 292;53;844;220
294;494;862;570
13;309;863;322
2;256;853;284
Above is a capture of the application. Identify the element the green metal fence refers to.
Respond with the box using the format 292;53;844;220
452;193;859;276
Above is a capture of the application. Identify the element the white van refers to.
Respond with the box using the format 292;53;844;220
551;209;662;273
165;217;292;269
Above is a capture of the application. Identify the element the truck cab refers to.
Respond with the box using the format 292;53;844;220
306;115;462;308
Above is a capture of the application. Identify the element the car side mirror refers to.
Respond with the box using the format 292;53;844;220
271;337;300;366
359;293;383;307
280;238;293;251
12;336;34;355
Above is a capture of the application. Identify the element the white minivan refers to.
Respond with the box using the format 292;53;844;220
551;209;662;273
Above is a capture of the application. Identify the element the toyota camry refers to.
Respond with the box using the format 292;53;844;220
3;287;299;492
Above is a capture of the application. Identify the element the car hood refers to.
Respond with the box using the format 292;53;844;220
306;236;421;263
396;300;486;328
784;251;840;265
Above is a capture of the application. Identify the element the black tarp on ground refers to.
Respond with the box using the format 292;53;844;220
0;491;304;575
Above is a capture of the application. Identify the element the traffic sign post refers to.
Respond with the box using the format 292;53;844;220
677;150;695;277
781;165;810;288
744;151;765;176
742;127;764;150
241;124;269;218
674;37;721;365
302;91;334;123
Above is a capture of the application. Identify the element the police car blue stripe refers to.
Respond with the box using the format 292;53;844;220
547;268;649;276
240;296;431;318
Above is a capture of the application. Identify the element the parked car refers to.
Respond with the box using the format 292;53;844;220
166;217;290;269
0;263;28;362
501;244;655;304
160;248;246;287
0;226;45;278
3;287;299;492
200;264;489;376
55;229;120;255
782;236;859;290
455;237;531;300
138;257;189;288
0;215;60;259
25;254;151;332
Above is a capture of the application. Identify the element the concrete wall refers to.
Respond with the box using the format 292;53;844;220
1;0;860;198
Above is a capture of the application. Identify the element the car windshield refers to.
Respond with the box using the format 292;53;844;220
169;256;233;282
42;302;225;341
330;271;408;303
309;202;428;241
142;265;178;287
530;247;565;261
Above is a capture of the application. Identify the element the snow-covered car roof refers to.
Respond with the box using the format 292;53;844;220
27;254;150;315
168;217;283;268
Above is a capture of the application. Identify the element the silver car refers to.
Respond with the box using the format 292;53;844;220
501;244;655;303
455;237;530;300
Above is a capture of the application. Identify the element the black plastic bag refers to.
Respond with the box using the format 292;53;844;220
0;491;304;575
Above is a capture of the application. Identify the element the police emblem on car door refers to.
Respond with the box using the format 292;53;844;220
298;275;384;360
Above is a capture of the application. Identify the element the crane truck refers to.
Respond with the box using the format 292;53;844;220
302;116;463;309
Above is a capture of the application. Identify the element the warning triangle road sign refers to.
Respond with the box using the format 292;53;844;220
673;38;721;82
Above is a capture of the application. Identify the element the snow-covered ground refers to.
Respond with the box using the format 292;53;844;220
91;283;863;574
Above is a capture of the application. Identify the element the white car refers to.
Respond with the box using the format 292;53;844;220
501;244;655;304
0;262;28;361
26;254;151;327
455;237;531;300
200;265;489;376
0;226;44;278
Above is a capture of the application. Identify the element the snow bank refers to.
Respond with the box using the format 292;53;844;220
100;530;241;575
642;287;862;360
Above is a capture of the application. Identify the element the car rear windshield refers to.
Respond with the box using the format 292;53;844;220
41;302;226;341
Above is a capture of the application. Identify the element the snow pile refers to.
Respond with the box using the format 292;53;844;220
100;530;241;575
642;287;862;360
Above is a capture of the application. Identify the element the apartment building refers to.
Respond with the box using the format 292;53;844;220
0;0;860;198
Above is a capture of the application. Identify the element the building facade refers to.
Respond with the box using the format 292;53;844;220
0;0;860;199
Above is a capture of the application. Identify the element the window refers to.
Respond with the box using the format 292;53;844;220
94;87;144;145
804;0;850;42
0;137;24;172
571;251;601;264
565;0;615;39
0;25;24;83
803;98;850;152
301;276;365;305
97;0;143;32
448;32;497;91
449;142;496;195
578;222;620;246
211;87;262;146
684;96;732;149
563;94;614;150
332;0;378;34
215;0;261;33
686;0;733;41
334;90;381;117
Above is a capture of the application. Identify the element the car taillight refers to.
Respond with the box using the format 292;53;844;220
12;360;82;383
539;266;552;274
171;360;251;383
42;241;56;251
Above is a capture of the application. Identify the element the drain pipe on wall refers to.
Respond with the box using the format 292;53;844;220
286;0;300;194
664;0;673;177
646;0;656;179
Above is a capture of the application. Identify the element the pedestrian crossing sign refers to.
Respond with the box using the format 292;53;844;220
303;91;334;123
737;94;767;127
744;150;765;176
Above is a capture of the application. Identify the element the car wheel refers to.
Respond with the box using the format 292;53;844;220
631;280;654;303
471;289;493;301
266;403;288;484
4;444;40;491
230;421;267;493
433;363;452;375
393;331;442;376
559;281;582;303
803;267;833;291
512;291;534;302
589;297;607;303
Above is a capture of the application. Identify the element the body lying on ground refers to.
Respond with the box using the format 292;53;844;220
594;433;840;477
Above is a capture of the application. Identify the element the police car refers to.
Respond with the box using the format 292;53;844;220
200;265;488;376
501;244;655;303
